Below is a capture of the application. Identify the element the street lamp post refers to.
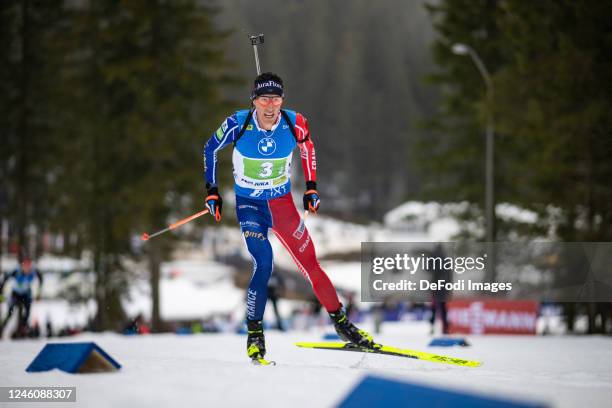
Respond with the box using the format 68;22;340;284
452;43;496;281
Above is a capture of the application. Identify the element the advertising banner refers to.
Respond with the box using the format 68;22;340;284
447;300;539;335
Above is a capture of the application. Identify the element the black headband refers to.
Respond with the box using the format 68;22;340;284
252;79;283;99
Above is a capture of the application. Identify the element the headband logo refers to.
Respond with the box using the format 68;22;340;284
256;81;282;90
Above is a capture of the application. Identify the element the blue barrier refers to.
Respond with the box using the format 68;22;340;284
338;375;548;408
26;342;121;374
323;333;341;340
428;337;470;347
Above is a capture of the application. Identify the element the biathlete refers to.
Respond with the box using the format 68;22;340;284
0;258;43;337
203;72;376;361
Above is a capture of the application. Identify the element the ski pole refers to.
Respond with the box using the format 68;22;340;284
249;34;264;75
141;209;209;241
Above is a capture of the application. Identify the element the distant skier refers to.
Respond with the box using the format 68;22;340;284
267;272;285;331
0;258;43;337
203;72;376;362
122;313;151;335
428;244;450;335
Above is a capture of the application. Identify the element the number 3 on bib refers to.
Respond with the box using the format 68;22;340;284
259;162;273;178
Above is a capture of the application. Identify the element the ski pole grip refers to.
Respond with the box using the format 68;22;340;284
250;34;264;45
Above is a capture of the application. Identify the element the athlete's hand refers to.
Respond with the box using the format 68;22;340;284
205;186;223;222
303;181;320;213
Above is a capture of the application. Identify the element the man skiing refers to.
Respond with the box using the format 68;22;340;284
203;72;376;362
0;258;43;337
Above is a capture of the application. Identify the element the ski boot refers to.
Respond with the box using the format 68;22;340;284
246;320;274;365
329;307;379;349
247;320;266;358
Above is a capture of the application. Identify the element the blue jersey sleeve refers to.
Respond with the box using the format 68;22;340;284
203;114;239;187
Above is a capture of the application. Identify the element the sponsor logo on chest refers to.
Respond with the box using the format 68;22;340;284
258;137;277;155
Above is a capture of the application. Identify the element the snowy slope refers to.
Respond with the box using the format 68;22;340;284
1;322;611;408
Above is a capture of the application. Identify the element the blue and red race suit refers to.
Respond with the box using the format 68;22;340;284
203;108;341;321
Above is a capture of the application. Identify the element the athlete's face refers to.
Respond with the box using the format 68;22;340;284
22;260;32;274
254;94;283;129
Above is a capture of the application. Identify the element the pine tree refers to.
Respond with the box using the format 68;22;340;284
50;0;237;330
419;0;506;210
423;0;612;240
0;0;64;258
492;0;612;240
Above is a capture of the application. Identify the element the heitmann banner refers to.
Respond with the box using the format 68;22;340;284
447;300;538;335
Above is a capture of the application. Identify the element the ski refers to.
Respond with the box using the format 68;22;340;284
295;342;482;368
251;357;276;366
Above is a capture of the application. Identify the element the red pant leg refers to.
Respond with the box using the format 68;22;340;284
268;194;341;312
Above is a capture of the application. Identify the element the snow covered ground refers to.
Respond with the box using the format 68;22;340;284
1;321;611;408
1;202;607;407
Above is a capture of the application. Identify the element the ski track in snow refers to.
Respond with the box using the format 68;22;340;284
1;323;611;408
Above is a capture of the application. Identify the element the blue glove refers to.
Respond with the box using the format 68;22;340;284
303;181;320;213
205;186;222;222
